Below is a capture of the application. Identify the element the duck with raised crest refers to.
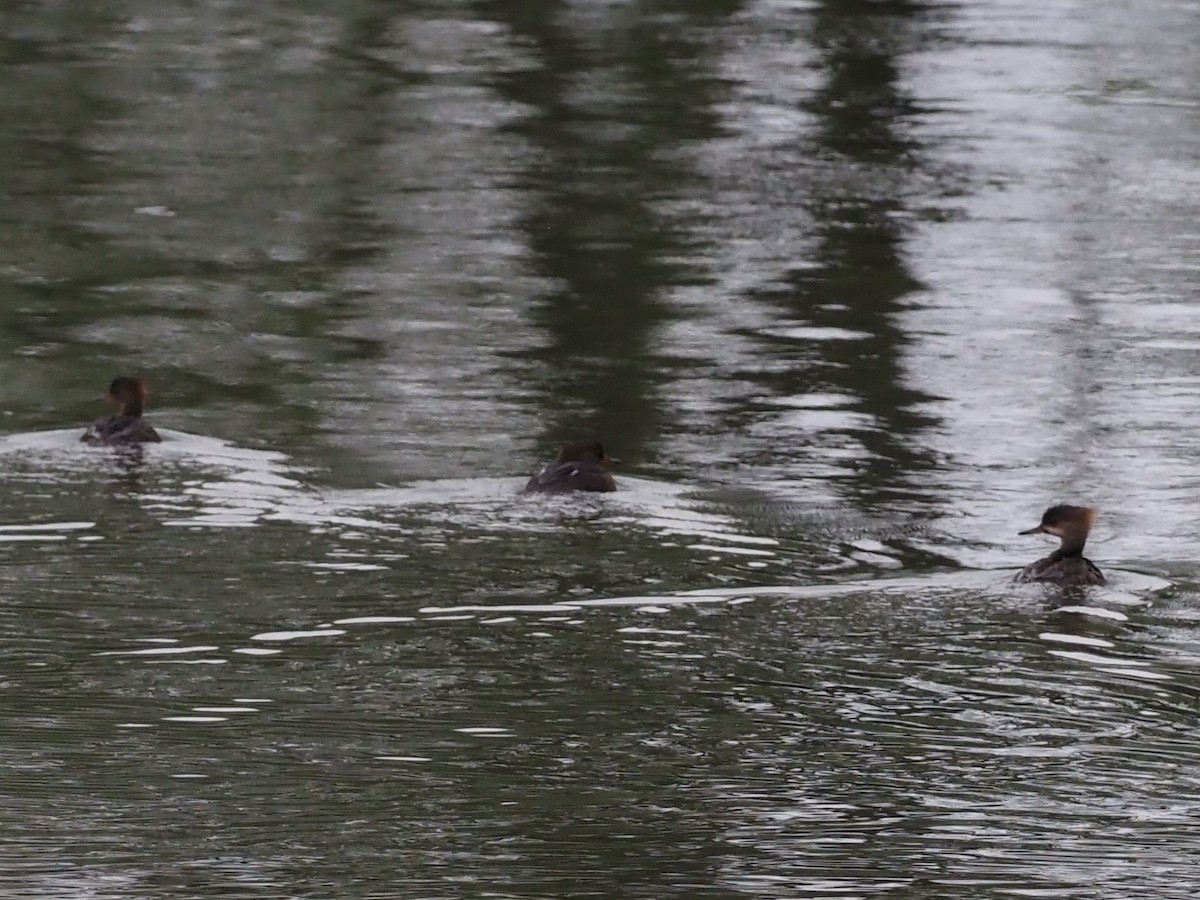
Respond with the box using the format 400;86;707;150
1015;504;1105;586
81;376;162;446
522;441;619;495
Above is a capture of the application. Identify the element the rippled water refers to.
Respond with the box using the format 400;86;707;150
4;0;1200;897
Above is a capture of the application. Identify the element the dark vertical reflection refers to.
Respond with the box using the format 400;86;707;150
0;2;401;439
749;0;943;507
154;6;406;436
0;5;126;380
479;0;738;461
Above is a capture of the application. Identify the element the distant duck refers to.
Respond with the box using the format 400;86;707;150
1015;505;1105;586
522;441;618;495
81;376;162;446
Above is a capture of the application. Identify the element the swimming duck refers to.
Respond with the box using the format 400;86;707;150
1015;504;1105;586
81;376;162;445
522;441;618;495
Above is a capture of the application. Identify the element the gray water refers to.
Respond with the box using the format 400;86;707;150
3;0;1200;897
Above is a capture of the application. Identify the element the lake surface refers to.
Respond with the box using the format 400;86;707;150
3;0;1200;897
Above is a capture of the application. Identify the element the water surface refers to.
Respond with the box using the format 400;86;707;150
3;0;1200;897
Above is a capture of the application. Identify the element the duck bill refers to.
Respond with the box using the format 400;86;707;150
1018;525;1047;535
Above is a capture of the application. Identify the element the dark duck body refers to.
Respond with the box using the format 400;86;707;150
1015;504;1105;586
81;376;162;446
522;441;618;495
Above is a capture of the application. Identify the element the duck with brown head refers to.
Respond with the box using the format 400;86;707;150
81;376;162;446
1015;504;1105;586
522;440;619;495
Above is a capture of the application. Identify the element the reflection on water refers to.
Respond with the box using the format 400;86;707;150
4;0;1200;896
0;420;1189;897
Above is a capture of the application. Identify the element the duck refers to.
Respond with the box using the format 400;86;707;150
1015;504;1105;586
81;376;162;445
522;440;618;495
